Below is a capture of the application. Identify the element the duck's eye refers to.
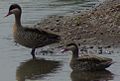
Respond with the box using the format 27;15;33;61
9;4;21;12
9;5;16;11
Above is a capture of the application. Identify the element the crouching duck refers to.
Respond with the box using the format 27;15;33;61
62;43;114;71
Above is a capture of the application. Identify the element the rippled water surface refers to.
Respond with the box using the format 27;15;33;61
0;0;120;81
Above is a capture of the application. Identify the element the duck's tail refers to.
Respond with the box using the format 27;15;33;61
101;60;115;68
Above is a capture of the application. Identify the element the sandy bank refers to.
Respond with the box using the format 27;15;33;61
35;0;120;46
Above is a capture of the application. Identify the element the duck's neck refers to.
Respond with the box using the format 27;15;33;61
14;13;22;27
72;48;79;58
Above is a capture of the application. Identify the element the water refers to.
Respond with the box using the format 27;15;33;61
0;0;120;81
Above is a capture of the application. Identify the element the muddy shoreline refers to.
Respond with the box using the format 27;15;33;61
35;0;120;47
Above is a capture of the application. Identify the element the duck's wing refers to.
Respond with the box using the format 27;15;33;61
38;28;61;40
24;27;61;41
77;54;112;63
75;54;114;69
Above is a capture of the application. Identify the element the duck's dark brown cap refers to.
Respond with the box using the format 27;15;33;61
9;4;22;12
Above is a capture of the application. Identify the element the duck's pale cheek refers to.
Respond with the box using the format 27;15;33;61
13;24;17;33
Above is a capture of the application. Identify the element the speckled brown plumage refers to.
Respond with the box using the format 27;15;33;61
5;4;61;59
62;43;114;71
13;25;60;48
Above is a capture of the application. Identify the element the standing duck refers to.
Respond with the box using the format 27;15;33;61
62;43;114;71
5;4;61;59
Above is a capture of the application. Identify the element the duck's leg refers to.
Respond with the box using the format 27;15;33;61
31;48;36;59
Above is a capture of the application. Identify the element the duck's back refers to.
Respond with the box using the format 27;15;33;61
78;54;112;62
70;54;113;71
13;26;60;48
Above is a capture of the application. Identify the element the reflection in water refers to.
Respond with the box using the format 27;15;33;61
71;70;114;81
16;58;61;81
